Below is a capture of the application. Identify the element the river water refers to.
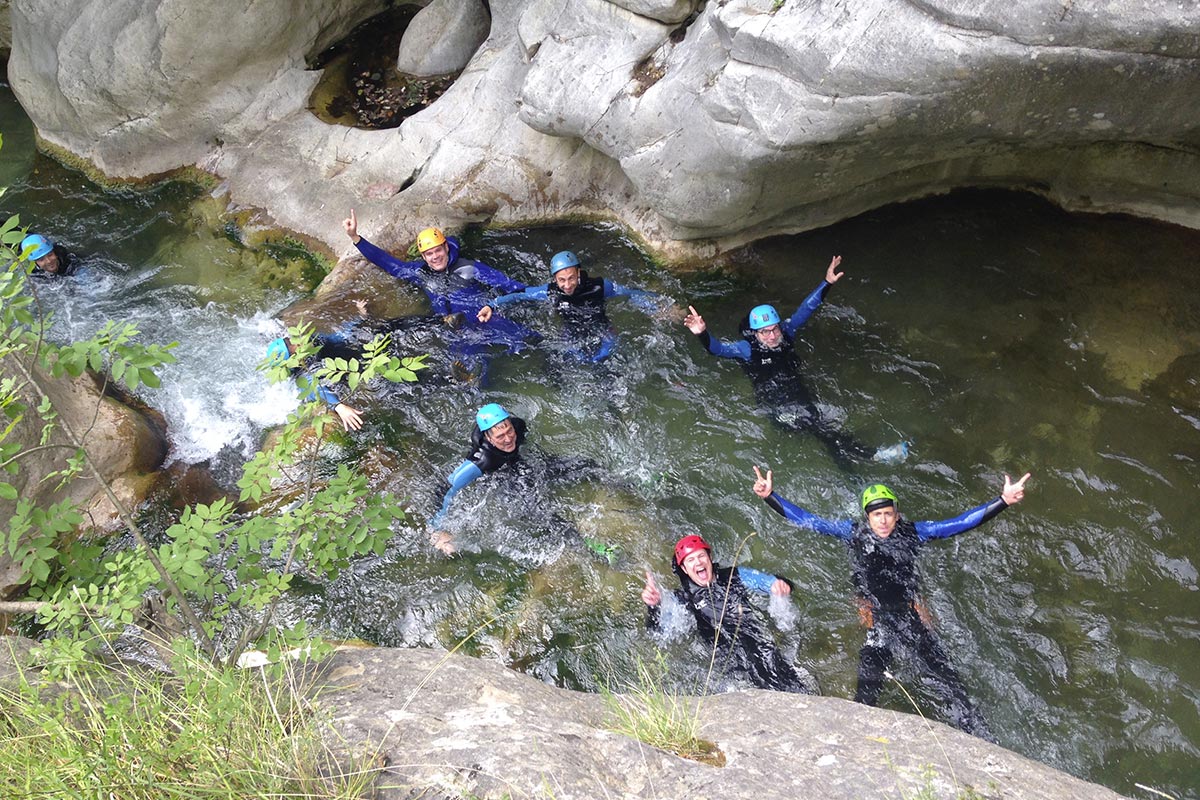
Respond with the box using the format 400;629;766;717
3;80;1198;799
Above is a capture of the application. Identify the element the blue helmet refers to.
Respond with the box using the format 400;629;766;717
21;234;54;261
476;403;511;432
265;337;291;364
549;250;581;276
748;304;781;330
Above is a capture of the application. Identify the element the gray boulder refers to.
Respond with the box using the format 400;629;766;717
395;0;491;77
7;0;1199;263
321;645;1130;800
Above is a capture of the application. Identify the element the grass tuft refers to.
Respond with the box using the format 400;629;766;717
0;639;378;799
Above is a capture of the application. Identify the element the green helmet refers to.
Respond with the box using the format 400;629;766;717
861;484;897;513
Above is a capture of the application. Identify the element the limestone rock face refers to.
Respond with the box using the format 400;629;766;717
320;645;1129;800
395;0;491;77
7;0;1199;264
0;360;168;598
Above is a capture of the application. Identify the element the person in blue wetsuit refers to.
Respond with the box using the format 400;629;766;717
684;255;906;468
640;534;813;693
265;333;366;431
428;403;619;561
752;466;1031;738
20;233;78;277
342;210;535;376
477;250;669;363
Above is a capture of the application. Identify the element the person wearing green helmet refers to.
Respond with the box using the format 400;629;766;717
476;249;670;363
20;233;78;277
683;255;907;468
428;403;619;561
751;465;1031;739
640;534;814;693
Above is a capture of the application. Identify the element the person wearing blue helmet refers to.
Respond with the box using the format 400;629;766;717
476;249;669;363
428;403;619;560
20;233;77;277
342;210;537;377
684;255;906;468
265;333;366;431
752;465;1031;739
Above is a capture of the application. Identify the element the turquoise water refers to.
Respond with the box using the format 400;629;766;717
4;79;1199;798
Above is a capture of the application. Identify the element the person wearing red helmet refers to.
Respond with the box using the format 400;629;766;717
640;534;813;694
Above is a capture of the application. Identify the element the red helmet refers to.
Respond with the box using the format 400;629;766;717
674;535;712;566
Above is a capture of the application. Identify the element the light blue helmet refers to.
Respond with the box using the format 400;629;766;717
549;250;581;276
265;337;290;364
748;304;781;330
21;234;53;261
476;403;511;432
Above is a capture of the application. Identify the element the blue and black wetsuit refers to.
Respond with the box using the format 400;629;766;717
430;418;617;560
762;491;1009;738
693;280;874;467
648;563;812;694
354;236;537;366
492;271;662;362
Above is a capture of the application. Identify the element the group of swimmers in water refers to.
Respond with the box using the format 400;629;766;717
270;214;1033;739
18;216;1031;739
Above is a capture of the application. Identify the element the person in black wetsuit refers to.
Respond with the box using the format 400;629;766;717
752;466;1031;738
477;250;669;363
640;534;813;694
683;255;907;468
20;233;78;277
428;403;619;561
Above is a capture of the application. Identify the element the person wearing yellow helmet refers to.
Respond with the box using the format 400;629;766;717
751;465;1031;739
341;209;537;376
683;255;907;469
639;533;814;693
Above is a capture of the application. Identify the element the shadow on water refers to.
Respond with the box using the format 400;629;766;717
5;80;1200;798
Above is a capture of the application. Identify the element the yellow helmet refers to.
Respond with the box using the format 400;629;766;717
416;227;447;252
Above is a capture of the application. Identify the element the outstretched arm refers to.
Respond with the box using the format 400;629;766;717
781;256;843;336
753;466;853;540
737;566;793;596
470;260;527;295
604;279;669;316
685;305;750;360
429;461;484;529
916;472;1031;541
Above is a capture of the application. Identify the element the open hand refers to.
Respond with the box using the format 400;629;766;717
334;402;364;431
825;255;844;284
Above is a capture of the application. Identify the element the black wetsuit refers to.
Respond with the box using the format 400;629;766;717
648;562;813;694
695;280;874;466
763;491;1007;739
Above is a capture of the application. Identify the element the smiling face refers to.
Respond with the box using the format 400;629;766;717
754;323;783;349
680;548;714;587
484;419;518;452
867;505;898;538
553;266;581;295
35;251;62;274
421;242;450;272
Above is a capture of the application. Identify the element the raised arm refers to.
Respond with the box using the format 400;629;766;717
753;465;853;540
685;305;751;361
915;472;1031;541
